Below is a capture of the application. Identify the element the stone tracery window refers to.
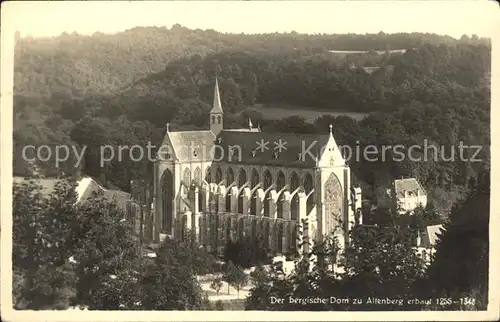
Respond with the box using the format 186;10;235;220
238;169;247;187
324;173;343;235
161;169;174;232
263;170;273;190
194;167;202;185
215;167;223;184
290;172;300;222
227;167;235;185
238;169;247;214
303;173;313;194
276;171;286;219
183;168;191;187
276;171;286;191
290;172;300;192
303;173;315;215
251;168;259;188
205;166;212;184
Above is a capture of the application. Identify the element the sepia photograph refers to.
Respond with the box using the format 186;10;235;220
1;0;498;321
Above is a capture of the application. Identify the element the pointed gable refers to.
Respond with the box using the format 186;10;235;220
159;130;215;163
317;124;345;168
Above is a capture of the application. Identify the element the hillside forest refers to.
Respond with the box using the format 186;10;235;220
13;26;491;214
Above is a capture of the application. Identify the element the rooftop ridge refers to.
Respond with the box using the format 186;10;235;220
169;130;213;134
220;129;329;138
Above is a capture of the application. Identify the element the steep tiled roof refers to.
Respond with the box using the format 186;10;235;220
14;176;132;210
215;130;331;168
78;178;131;209
394;178;425;198
159;127;337;167
161;130;215;162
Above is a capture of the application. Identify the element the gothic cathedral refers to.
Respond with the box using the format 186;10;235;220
149;78;362;256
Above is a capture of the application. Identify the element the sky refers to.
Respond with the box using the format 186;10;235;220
3;0;498;39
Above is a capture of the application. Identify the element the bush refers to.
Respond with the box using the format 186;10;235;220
210;277;223;294
215;300;224;310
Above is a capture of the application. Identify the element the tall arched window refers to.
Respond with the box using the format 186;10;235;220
215;167;222;184
238;169;247;214
324;173;343;235
194;167;202;185
250;169;259;215
251;169;259;188
304;173;314;214
183;168;191;187
226;167;234;185
205;166;212;184
276;171;286;219
263;170;273;217
263;170;272;190
290;172;300;221
161;169;174;233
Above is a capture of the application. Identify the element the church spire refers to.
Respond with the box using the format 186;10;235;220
210;76;224;135
210;76;223;113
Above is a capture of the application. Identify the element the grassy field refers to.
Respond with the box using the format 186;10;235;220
244;104;369;123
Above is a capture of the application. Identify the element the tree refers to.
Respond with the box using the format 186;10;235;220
337;223;427;309
139;260;207;310
157;230;218;275
13;179;142;310
232;270;249;299
245;257;310;311
223;261;248;298
87;269;142;310
224;262;249;299
12;177;213;310
223;261;235;295
139;237;209;310
71;190;142;308
210;277;223;295
12;179;78;309
246;211;428;311
215;300;224;310
426;172;489;310
249;264;270;285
